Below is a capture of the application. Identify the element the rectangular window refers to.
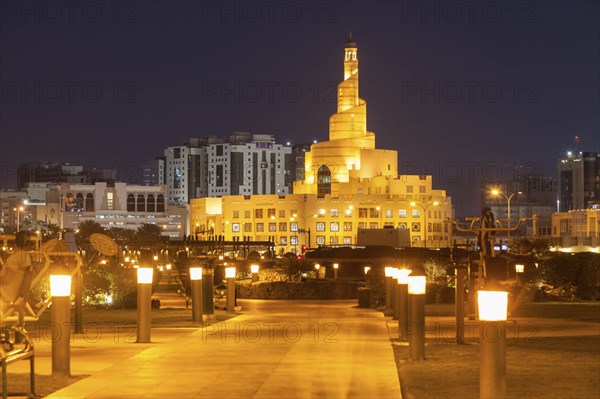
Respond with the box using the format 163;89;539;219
279;210;286;218
330;209;338;217
232;223;240;232
316;222;325;232
406;185;413;193
216;165;223;186
244;210;251;218
255;209;263;218
370;222;378;229
330;222;339;232
269;223;277;232
343;222;352;231
244;223;252;232
290;222;298;232
267;208;276;218
216;145;223;156
280;236;287;245
385;210;393;218
107;192;114;210
343;237;352;244
399;209;406;218
370;208;379;218
330;236;339;245
279;222;287;231
419;186;426;193
256;223;264;232
290;236;298;245
233;211;239;219
316;236;325;245
358;208;368;218
412;210;420;217
358;222;367;229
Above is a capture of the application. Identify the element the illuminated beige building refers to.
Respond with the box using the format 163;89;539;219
551;207;600;252
190;35;453;253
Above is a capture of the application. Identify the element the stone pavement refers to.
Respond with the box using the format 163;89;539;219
45;300;401;398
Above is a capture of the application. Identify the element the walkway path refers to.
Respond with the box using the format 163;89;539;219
47;300;401;398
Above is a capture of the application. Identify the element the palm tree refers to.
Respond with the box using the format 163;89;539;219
135;223;163;242
76;220;105;244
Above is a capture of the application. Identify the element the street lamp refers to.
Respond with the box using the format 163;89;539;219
50;274;71;375
491;189;522;242
14;206;25;232
410;201;439;248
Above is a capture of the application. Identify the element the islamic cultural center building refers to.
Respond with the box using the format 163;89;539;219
190;35;453;254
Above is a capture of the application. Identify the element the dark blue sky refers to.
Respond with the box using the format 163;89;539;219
1;1;599;215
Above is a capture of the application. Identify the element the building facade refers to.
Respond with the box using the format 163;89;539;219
13;182;185;240
17;162;116;190
557;151;600;212
190;36;453;254
551;207;600;252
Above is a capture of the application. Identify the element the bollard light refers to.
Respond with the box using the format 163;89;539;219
50;275;72;297
515;264;524;274
397;269;411;342
190;267;203;323
166;263;172;270
136;268;153;343
478;285;508;399
333;263;339;269
153;255;159;261
397;269;411;284
137;268;154;284
478;290;508;321
407;273;426;360
225;266;236;313
251;264;259;273
364;266;371;275
225;267;236;279
408;276;427;295
314;263;321;270
50;274;72;375
190;267;203;280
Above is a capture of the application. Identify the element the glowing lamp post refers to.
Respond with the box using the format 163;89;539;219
333;263;339;279
396;269;411;341
50;274;71;376
314;263;321;279
384;266;394;312
408;274;426;360
478;288;508;399
225;266;236;313
364;266;371;275
189;267;203;323
136;268;153;343
251;264;259;282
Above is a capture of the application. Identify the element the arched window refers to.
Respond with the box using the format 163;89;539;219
75;193;84;211
147;194;155;212
317;165;331;198
157;194;165;212
136;194;145;212
65;193;74;211
85;193;94;211
127;194;135;212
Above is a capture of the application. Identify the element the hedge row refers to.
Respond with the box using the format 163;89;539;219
236;280;363;300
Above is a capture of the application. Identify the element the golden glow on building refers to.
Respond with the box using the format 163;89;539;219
190;34;453;253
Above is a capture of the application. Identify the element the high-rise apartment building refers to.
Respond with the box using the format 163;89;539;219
557;151;600;212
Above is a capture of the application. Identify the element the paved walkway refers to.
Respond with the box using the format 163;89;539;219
47;300;401;399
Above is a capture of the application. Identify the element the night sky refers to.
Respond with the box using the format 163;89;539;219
1;1;598;215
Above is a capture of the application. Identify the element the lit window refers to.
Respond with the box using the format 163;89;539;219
316;222;325;232
256;223;264;232
330;209;338;217
316;236;325;245
290;236;298;245
412;210;420;217
330;222;339;232
290;222;298;232
385;210;393;218
269;223;276;232
399;210;406;218
232;223;240;232
107;192;114;210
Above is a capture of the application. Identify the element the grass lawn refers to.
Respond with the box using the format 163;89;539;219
396;302;600;399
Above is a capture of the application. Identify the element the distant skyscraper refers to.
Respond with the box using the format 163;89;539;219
557;151;600;211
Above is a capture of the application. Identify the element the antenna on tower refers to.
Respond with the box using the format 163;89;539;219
348;31;352;41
